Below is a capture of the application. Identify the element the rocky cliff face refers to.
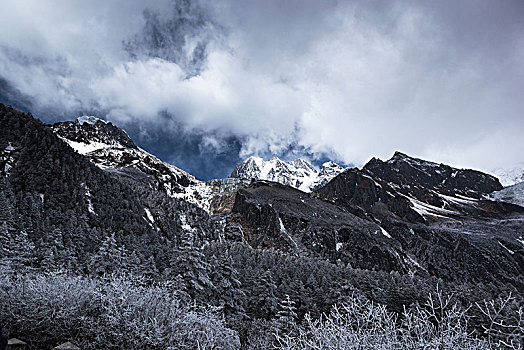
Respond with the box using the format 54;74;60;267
315;168;425;223
317;152;514;224
363;151;503;198
225;180;409;273
52;117;198;195
53;116;137;150
220;179;524;288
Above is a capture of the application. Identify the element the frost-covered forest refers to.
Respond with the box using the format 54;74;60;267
1;104;523;349
1;263;523;349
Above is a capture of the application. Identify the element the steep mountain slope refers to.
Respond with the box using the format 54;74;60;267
221;179;524;288
52;117;198;194
52;118;253;213
224;181;413;273
316;152;510;223
229;155;345;192
490;182;524;207
0;104;212;272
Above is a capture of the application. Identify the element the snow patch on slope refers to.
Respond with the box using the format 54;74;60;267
144;208;154;223
60;138;112;155
439;193;477;205
179;214;195;234
408;196;458;219
379;227;392;238
498;241;515;255
81;183;96;215
490;182;524;207
278;216;298;249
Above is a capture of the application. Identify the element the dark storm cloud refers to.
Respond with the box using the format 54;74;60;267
0;0;523;179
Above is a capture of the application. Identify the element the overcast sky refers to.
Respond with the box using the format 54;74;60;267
0;0;523;179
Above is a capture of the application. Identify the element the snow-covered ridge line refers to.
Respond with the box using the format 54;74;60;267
491;164;524;187
52;117;216;210
230;155;346;192
76;116;108;125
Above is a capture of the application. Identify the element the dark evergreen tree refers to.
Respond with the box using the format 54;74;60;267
248;270;278;319
168;231;214;302
273;294;298;335
88;234;130;276
209;251;246;316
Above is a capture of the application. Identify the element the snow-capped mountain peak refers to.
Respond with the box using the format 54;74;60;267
290;158;317;172
230;156;346;192
52;118;199;195
76;115;109;126
491;164;524;187
319;161;345;176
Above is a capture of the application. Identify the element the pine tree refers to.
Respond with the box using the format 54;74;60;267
274;294;298;333
248;270;278;319
9;230;36;269
89;233;130;276
209;252;246;316
0;221;11;264
139;254;159;282
169;231;214;302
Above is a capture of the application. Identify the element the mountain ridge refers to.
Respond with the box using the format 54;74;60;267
50;116;523;219
229;155;346;192
52;117;199;193
2;103;524;348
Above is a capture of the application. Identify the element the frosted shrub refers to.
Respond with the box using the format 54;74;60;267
274;292;489;350
475;292;524;349
275;296;400;349
0;266;239;349
400;287;487;349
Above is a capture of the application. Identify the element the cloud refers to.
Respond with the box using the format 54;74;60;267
0;0;523;179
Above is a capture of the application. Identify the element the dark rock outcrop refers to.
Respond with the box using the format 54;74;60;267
227;180;409;273
317;152;516;223
53;118;137;150
363;151;503;198
315;168;425;223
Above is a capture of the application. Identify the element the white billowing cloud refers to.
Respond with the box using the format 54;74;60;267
0;0;162;110
0;0;523;173
93;50;303;140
